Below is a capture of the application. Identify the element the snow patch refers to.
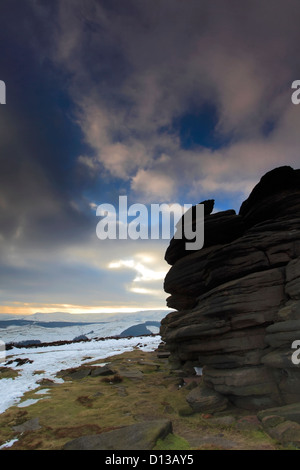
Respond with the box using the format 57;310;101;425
0;438;19;449
0;335;161;414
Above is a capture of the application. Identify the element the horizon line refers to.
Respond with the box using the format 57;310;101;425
0;306;171;316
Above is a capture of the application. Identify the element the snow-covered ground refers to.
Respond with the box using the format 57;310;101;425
0;334;162;415
0;320;158;344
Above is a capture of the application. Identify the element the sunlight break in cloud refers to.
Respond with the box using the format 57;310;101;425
108;258;167;283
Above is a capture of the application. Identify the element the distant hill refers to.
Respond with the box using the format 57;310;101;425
0;320;97;329
0;310;170;324
0;312;168;344
119;321;161;337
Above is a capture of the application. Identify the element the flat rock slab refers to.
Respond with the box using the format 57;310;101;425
118;368;144;379
258;403;300;425
179;430;238;450
57;365;116;380
13;418;41;433
63;419;172;450
196;435;238;450
209;416;236;427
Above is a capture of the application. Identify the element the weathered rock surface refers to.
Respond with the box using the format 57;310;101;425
13;418;41;433
186;383;228;413
161;166;300;413
63;419;172;450
258;403;300;447
56;364;116;380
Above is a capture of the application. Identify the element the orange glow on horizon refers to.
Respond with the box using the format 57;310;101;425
0;303;169;316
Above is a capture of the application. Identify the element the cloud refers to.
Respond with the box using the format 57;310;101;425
2;0;300;311
108;257;167;282
131;169;176;202
42;0;300;206
107;250;168;300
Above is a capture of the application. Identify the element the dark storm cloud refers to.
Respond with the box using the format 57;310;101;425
0;256;135;304
0;0;97;252
39;0;300;204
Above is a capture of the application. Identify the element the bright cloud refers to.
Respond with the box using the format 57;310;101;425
108;257;167;282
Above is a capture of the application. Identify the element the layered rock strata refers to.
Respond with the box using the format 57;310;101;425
160;166;300;411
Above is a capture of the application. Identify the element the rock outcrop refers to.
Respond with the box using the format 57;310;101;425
161;166;300;411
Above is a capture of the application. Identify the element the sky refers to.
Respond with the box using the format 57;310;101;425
0;0;300;316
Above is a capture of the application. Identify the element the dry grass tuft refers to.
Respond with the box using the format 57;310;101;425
101;374;123;384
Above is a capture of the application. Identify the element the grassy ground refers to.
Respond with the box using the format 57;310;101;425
0;348;286;450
